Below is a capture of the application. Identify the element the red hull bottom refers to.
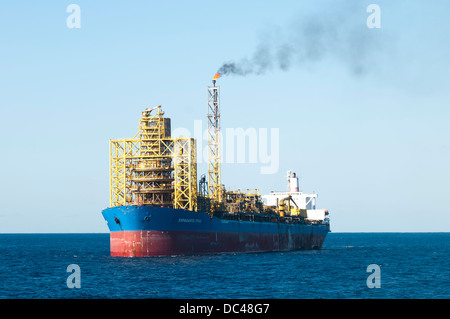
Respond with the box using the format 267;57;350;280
110;230;327;257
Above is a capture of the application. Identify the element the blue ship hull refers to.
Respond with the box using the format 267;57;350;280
102;206;330;257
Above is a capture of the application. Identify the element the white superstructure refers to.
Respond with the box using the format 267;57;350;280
262;171;329;222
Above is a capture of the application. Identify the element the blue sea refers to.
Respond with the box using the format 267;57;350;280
0;233;448;299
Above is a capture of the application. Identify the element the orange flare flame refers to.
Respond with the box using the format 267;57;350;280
213;72;220;81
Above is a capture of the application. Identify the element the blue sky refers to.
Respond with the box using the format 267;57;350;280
0;1;449;232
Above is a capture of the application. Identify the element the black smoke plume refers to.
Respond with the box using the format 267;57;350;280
217;5;384;77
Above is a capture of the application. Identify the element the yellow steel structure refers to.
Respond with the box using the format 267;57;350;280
109;106;197;211
223;188;264;214
173;138;197;211
109;138;139;207
132;106;174;206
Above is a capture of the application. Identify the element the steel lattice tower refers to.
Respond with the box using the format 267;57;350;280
207;80;222;205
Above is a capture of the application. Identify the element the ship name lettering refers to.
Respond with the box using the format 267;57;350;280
178;218;202;223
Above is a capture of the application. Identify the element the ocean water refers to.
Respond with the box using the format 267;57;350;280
0;233;448;299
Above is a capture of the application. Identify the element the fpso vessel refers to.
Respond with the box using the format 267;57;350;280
102;75;330;257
